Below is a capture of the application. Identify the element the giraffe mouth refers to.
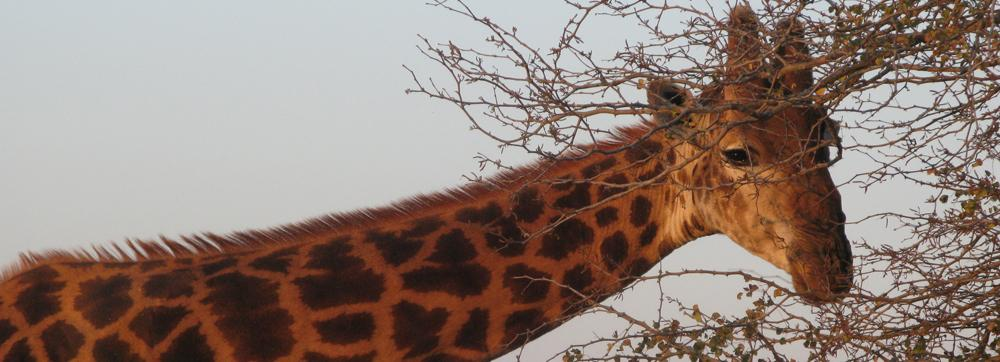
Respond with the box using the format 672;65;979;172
787;229;853;303
792;269;852;304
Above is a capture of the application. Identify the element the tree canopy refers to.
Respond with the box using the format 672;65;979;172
410;0;1000;360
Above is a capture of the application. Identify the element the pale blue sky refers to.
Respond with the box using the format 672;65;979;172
0;1;921;360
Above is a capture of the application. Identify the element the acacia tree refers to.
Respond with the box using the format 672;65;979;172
408;0;1000;360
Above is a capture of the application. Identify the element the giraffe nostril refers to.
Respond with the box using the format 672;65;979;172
834;211;846;223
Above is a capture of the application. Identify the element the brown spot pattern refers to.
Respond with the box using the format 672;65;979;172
143;269;196;300
595;207;618;227
561;264;594;297
512;187;544;223
16;265;59;284
401;264;491;297
624;140;663;163
485;216;526;256
304;352;376;362
75;275;133;328
630;196;653;226
601;232;629;270
366;230;424;266
366;218;442;266
41;321;84;362
639;223;658;246
424;354;474;362
294;240;385;309
503;264;551;303
504;309;546;346
455;309;489;351
403;217;445;238
160;325;214;362
250;247;299;273
581;158;617;178
0;320;15;346
637;163;665;182
598;174;629;201
627;258;654;277
200;257;237;276
427;229;476;264
392;301;449;358
315;312;375;345
5;339;35;362
93;334;142;362
14;266;64;324
550;176;574;191
204;272;294;361
129;306;190;348
538;218;594;260
455;202;502;224
553;184;591;210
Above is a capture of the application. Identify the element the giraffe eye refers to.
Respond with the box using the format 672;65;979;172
722;148;753;167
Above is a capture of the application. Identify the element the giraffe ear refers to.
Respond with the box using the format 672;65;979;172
773;17;814;93
725;5;765;81
646;79;696;140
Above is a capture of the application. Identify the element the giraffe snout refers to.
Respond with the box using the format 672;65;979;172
785;227;853;303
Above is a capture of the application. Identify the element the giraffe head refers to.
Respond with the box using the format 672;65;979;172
648;6;852;302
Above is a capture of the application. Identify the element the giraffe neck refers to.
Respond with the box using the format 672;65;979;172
285;131;714;359
0;125;716;361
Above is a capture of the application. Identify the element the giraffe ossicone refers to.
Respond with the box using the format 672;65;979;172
0;6;851;361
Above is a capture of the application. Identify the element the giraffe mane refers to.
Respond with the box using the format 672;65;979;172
1;121;662;281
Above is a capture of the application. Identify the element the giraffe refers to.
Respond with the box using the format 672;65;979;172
0;6;852;362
